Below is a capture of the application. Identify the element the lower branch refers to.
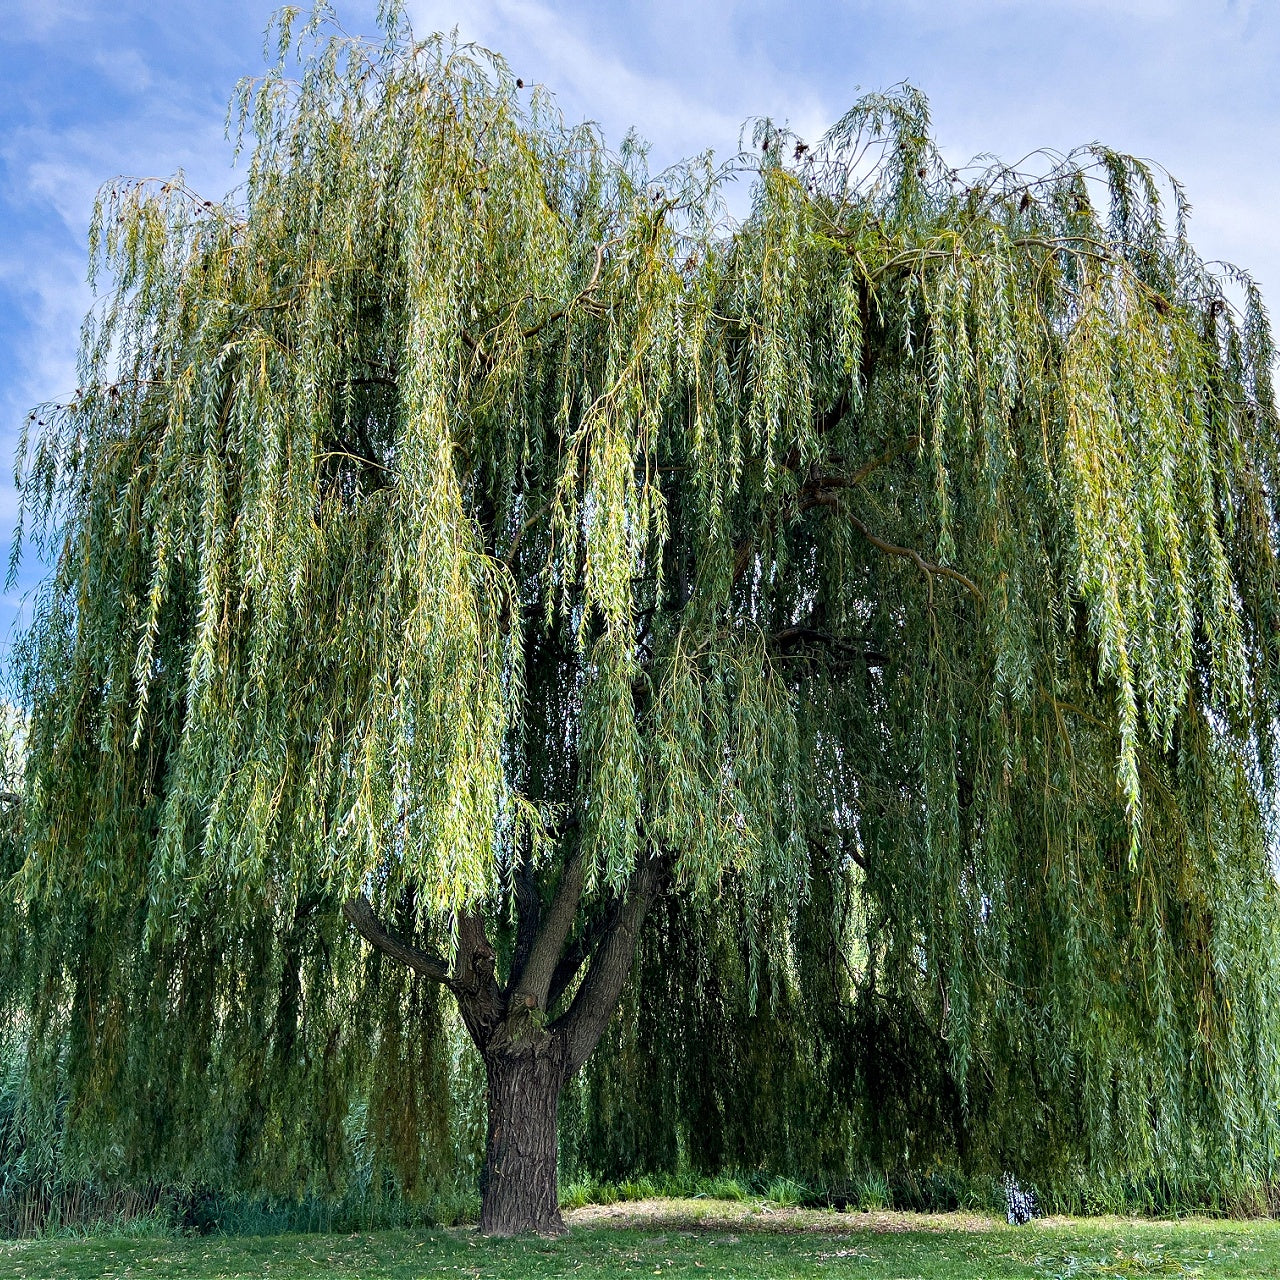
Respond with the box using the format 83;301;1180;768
801;492;983;602
509;849;585;1012
544;900;621;1012
455;911;506;1049
844;510;983;601
342;895;454;987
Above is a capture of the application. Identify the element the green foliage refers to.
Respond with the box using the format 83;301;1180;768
0;1028;478;1238
568;882;1280;1214
5;0;1280;1211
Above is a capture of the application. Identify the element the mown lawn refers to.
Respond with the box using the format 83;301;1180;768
3;1199;1280;1278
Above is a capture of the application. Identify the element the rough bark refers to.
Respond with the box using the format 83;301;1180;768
479;1040;567;1236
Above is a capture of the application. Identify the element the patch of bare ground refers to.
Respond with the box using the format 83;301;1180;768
564;1196;1001;1234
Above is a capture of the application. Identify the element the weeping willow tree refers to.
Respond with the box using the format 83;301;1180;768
7;2;1280;1235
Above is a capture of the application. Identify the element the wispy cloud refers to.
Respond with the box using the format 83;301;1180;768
408;0;830;166
8;0;93;41
0;4;252;626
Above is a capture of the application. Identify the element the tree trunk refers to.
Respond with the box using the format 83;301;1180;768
343;861;665;1237
480;1043;566;1236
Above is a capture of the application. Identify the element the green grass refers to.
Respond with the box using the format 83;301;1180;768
2;1201;1280;1278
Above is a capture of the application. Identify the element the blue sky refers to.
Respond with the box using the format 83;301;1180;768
2;0;1277;644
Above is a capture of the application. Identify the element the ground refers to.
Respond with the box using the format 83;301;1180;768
3;1197;1280;1278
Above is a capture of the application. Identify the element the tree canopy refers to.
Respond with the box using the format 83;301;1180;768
4;1;1280;1233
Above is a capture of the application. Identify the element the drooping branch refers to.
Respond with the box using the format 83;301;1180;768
731;394;859;587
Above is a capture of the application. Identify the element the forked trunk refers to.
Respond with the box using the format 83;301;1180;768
480;1044;566;1236
344;861;664;1237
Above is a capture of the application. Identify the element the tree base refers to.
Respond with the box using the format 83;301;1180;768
482;1211;569;1239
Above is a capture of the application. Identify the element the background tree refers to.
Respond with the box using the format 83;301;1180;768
5;3;1280;1235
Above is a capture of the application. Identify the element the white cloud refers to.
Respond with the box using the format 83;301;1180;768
93;46;155;95
0;246;88;404
863;0;1182;17
0;12;248;622
0;105;237;418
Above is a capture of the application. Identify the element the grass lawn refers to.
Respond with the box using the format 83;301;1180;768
3;1198;1280;1278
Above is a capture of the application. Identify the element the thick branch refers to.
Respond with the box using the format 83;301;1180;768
732;429;916;589
780;391;852;474
843;509;983;601
545;901;621;1012
454;910;498;991
732;537;756;587
810;833;867;874
504;496;554;566
805;432;922;494
343;895;454;987
552;855;665;1079
509;848;585;1011
510;855;541;986
464;238;619;372
772;626;886;666
454;910;506;1050
520;238;613;340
